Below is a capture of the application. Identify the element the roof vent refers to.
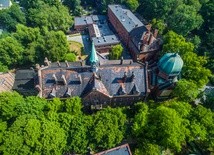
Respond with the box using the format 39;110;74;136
65;88;71;97
49;88;56;98
52;74;57;83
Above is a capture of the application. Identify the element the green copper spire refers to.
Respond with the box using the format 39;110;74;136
89;41;99;64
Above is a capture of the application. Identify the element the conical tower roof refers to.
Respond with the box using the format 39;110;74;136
89;41;99;64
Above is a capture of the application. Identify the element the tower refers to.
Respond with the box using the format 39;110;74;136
155;53;183;99
87;41;99;72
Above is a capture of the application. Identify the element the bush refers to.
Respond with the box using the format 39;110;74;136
64;53;76;62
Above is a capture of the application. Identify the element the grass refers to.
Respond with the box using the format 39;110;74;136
68;41;87;60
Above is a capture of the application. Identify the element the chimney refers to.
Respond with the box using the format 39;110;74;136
35;64;40;70
148;34;154;45
146;24;152;31
120;56;124;65
44;57;50;66
52;74;57;83
65;60;69;67
66;87;71;97
78;74;82;84
154;29;158;38
49;88;56;98
57;61;61;67
61;75;67;85
35;85;42;92
123;72;127;82
131;72;136;82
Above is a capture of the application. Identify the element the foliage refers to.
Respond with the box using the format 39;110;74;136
0;4;26;32
172;79;200;102
0;63;8;72
140;0;182;20
64;53;77;62
125;0;139;11
109;44;123;60
90;107;126;150
0;36;23;67
63;0;83;16
27;3;72;32
167;4;203;36
151;18;166;35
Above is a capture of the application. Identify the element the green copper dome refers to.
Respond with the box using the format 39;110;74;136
158;53;183;75
89;41;99;64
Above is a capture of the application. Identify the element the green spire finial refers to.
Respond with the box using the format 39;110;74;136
89;41;99;64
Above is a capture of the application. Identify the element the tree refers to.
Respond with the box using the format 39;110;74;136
188;105;214;151
0;92;25;121
151;18;166;35
90;107;126;150
64;53;76;62
13;24;42;65
125;0;139;11
0;4;26;32
64;97;82;115
140;0;182;20
167;4;203;35
0;115;67;155
0;36;23;67
0;62;8;72
109;44;123;60
42;30;70;61
163;31;194;55
63;0;83;16
172;79;200;102
27;3;72;32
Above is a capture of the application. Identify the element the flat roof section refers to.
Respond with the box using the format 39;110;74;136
108;5;144;33
93;35;120;46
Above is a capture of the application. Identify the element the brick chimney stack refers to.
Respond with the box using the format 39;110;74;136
65;60;69;67
61;75;67;85
52;74;57;83
44;57;50;66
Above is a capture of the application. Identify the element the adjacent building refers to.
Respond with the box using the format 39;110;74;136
0;0;12;10
93;144;132;155
0;72;15;93
108;5;161;62
74;15;120;53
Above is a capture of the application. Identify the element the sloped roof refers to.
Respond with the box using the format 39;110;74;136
158;53;183;75
93;144;132;155
0;72;15;93
38;59;147;99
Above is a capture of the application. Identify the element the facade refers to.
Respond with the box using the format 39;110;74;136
149;53;183;99
0;0;12;10
13;42;183;108
74;15;120;53
108;5;161;62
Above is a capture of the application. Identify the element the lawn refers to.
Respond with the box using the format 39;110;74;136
68;41;88;60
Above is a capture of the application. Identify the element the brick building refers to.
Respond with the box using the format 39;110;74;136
108;5;161;62
13;42;183;107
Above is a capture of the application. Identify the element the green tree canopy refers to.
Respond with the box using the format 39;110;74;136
172;79;200;102
90;107;126;150
0;4;26;32
167;4;203;35
27;3;72;32
0;36;23;67
109;44;123;60
125;0;139;11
